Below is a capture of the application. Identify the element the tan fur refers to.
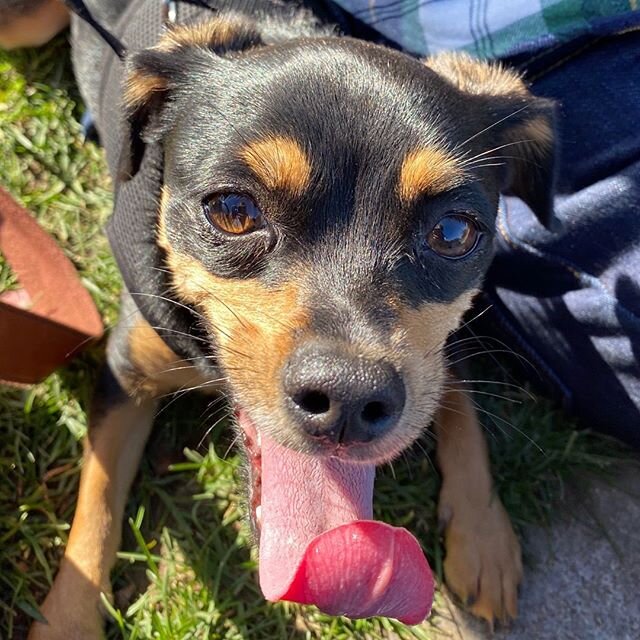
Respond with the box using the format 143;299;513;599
164;245;309;419
240;136;312;197
425;52;528;98
123;70;167;109
505;115;554;158
385;292;476;450
127;317;212;397
398;147;464;203
434;386;522;628
124;17;259;110
393;291;476;358
518;116;554;147
154;16;253;52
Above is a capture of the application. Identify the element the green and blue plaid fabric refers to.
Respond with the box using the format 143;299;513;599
333;0;640;58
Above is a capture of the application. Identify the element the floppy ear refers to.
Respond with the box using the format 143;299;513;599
425;53;557;228
119;14;263;180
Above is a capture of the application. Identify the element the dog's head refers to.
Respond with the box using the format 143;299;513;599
121;13;555;621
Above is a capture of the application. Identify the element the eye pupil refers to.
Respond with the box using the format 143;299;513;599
203;193;264;235
427;214;481;259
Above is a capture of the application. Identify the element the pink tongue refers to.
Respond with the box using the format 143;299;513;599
258;433;434;624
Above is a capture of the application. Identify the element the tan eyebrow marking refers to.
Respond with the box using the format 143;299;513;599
240;136;312;197
398;147;464;203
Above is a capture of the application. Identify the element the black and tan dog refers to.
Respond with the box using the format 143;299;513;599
6;0;556;637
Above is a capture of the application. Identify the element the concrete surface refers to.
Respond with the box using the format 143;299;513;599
431;463;640;640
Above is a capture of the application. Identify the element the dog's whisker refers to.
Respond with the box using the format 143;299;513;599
133;290;248;351
199;394;229;422
456;378;536;400
452;104;531;153
469;400;545;453
156;377;227;400
458;139;535;166
436;401;501;444
447;347;532;368
447;334;507;347
448;304;494;336
153;363;209;375
464;154;543;169
386;460;397;480
145;325;209;344
198;413;233;450
464;162;507;170
441;385;522;404
446;334;514;350
131;291;206;321
222;433;241;460
469;326;538;374
147;372;226;418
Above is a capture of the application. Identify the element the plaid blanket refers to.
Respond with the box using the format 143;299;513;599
333;0;640;58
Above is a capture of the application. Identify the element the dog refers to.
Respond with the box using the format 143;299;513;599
10;0;556;637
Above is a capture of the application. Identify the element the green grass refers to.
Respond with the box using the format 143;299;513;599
0;35;631;640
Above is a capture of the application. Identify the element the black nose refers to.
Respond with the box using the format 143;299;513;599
283;342;405;444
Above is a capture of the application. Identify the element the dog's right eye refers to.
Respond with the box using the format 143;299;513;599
203;193;265;235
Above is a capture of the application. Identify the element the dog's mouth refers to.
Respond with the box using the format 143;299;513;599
237;409;434;625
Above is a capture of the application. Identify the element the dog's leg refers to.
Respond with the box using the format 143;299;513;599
434;384;522;628
29;297;209;639
28;366;155;640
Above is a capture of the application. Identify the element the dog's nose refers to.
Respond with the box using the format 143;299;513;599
283;342;405;444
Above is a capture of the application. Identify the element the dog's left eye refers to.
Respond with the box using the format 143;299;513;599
203;193;265;235
426;213;482;259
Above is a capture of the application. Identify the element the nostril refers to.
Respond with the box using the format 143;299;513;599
361;400;390;426
295;389;331;415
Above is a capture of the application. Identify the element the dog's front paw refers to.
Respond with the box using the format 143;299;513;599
28;609;105;640
28;570;107;640
439;490;522;629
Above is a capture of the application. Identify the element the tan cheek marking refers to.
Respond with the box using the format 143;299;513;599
398;147;465;204
240;136;312;197
393;290;477;365
163;243;308;407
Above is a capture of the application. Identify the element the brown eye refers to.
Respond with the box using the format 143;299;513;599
203;193;264;235
427;213;481;259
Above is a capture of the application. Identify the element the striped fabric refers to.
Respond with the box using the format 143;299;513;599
332;0;640;58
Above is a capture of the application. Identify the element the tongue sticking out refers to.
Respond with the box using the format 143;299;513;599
257;431;434;625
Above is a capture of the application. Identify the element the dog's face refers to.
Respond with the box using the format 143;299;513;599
119;15;555;619
122;15;554;470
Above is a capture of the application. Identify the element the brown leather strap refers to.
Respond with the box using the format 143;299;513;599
0;187;103;384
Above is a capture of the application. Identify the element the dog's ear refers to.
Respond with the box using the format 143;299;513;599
119;14;263;180
425;53;557;228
